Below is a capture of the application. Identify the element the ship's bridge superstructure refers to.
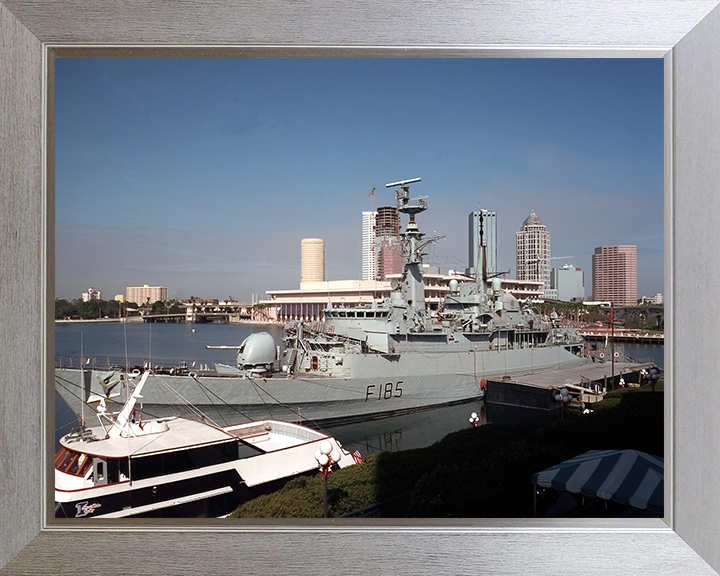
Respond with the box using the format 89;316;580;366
278;178;584;378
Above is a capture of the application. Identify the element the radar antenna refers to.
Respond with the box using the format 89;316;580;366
386;177;426;223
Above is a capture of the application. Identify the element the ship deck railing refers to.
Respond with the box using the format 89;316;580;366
55;356;216;375
225;421;323;446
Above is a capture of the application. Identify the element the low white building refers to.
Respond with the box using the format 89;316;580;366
256;267;544;322
640;293;664;305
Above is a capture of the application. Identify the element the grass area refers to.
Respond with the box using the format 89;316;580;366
228;381;664;519
591;379;663;411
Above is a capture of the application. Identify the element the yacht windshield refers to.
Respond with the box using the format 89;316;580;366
55;447;93;477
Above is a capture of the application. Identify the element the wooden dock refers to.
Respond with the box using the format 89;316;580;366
484;360;659;416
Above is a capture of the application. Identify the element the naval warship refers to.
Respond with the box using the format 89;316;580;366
56;178;591;427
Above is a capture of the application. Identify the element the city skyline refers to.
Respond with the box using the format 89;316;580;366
55;58;664;302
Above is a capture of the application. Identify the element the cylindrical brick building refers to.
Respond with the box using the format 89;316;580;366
301;238;325;283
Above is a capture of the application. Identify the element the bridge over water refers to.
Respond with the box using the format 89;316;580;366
143;302;253;323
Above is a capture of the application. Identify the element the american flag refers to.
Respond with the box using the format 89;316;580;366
352;450;363;464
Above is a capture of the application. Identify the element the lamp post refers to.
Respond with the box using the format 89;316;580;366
314;440;341;518
609;304;615;390
469;412;480;427
555;387;572;420
649;367;660;392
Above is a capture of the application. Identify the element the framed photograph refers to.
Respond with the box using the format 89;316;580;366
2;1;720;574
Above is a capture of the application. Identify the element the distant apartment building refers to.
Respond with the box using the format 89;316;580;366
516;210;551;295
551;264;585;302
82;287;102;302
126;284;168;304
466;209;497;278
592;245;638;305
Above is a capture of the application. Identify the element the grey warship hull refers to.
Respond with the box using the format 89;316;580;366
56;342;591;427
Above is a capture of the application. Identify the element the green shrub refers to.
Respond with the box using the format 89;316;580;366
228;387;663;518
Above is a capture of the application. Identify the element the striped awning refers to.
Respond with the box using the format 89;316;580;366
531;449;664;515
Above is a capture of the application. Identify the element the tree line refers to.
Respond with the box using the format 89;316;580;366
534;301;664;331
55;298;183;320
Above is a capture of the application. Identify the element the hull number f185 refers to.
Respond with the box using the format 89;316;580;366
365;382;403;401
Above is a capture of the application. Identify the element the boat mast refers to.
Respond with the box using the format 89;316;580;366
80;332;85;427
107;371;151;438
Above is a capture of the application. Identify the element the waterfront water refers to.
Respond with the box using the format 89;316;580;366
55;320;283;370
54;321;664;455
592;341;664;370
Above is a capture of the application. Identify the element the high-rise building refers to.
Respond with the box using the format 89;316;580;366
361;211;377;281
126;285;168;304
466;210;497;277
375;206;402;280
301;238;325;283
592;245;638;305
551;264;585;302
377;237;403;280
362;206;402;281
516;210;551;293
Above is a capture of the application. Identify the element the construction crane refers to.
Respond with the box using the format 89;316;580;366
368;187;376;211
550;256;574;260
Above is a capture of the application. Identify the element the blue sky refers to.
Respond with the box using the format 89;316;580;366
55;58;664;302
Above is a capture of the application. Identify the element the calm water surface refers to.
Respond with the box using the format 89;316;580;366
55;320;282;369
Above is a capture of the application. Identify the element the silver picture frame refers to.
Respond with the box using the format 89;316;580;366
2;1;720;574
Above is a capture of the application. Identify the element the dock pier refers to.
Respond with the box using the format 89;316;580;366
484;360;660;421
579;329;664;344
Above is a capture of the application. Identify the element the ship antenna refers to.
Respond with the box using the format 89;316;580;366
386;177;426;310
472;200;489;288
386;177;424;223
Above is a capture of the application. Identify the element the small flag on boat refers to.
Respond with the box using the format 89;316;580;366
352;450;363;464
